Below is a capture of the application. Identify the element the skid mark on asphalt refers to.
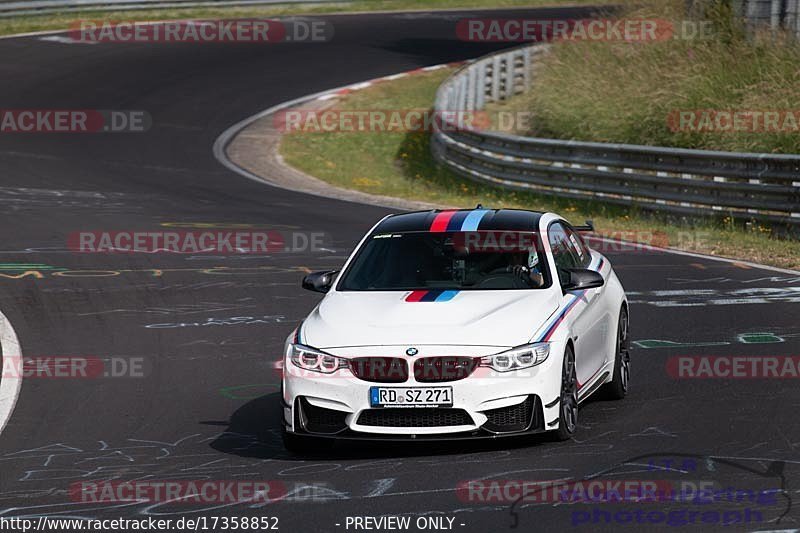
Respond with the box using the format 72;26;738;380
667;276;800;285
627;287;800;307
74;300;257;317
634;329;800;351
144;315;289;329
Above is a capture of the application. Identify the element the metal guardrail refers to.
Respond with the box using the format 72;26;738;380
734;0;800;36
0;0;341;18
431;44;800;226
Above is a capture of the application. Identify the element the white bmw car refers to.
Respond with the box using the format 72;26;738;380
281;208;629;452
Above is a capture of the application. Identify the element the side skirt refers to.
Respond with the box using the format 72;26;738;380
577;366;612;404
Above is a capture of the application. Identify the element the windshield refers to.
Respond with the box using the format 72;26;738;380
337;231;550;291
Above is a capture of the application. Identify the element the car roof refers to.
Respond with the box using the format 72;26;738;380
374;208;545;234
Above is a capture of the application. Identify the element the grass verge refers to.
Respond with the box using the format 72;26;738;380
279;68;800;270
0;0;597;37
487;0;800;154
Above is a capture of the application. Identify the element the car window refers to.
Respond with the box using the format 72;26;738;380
548;223;581;286
337;231;550;291
563;225;592;268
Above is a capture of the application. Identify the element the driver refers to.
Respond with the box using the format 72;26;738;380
506;250;544;288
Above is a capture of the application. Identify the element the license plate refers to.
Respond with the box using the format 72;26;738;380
369;386;453;408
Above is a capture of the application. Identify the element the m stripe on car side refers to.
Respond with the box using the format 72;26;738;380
539;294;584;342
535;255;605;342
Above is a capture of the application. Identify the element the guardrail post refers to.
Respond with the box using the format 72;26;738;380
466;66;476;111
452;81;461;123
476;61;487;109
788;0;800;36
491;55;501;103
522;48;531;94
458;76;468;118
501;55;511;100
771;0;783;28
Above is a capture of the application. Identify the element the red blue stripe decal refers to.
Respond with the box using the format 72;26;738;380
430;211;457;232
445;211;470;232
430;209;490;232
405;290;459;302
535;255;604;342
539;293;584;342
461;209;490;231
406;290;427;302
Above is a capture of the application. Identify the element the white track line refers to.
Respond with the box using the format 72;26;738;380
214;87;343;189
213;62;459;191
589;236;800;275
213;70;800;277
0;309;22;437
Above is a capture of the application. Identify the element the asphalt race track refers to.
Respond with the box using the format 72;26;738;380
1;7;799;532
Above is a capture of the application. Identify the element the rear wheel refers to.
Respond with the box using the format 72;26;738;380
552;346;578;441
602;306;630;400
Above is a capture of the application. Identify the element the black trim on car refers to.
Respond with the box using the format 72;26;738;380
480;395;542;435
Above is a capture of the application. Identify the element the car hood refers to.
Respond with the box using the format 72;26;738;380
302;290;560;349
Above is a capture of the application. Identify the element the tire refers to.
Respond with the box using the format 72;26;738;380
602;306;630;400
552;345;578;441
282;427;334;455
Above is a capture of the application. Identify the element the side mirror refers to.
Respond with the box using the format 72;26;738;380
562;268;604;292
302;270;339;293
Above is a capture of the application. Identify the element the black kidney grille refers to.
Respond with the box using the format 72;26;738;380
348;357;408;383
413;357;480;382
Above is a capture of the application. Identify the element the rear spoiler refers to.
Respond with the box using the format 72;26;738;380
573;220;595;232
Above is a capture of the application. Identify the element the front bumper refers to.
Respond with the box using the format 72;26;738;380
283;395;547;441
282;345;564;440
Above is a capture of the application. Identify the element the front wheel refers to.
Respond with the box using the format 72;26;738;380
552;346;578;441
602;306;630;400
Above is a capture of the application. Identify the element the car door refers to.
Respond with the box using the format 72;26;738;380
548;222;607;389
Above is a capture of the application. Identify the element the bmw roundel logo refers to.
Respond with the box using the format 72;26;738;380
406;347;418;356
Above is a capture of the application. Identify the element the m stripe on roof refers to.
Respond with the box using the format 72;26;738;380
430;209;492;233
445;211;471;232
460;209;490;231
430;211;457;232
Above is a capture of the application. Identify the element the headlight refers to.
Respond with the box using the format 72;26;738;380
480;343;550;372
288;343;347;374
